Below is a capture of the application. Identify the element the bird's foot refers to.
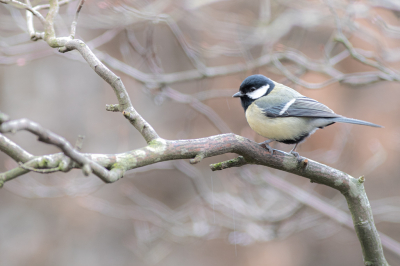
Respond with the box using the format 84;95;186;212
291;151;306;164
265;144;275;155
259;142;275;155
290;151;300;159
289;143;302;162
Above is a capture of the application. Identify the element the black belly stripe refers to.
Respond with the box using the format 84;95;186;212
319;122;335;129
276;132;310;144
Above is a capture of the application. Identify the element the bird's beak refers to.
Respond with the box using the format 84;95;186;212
232;91;243;98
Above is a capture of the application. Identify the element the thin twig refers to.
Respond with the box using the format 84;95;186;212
0;0;46;23
33;0;74;10
19;162;60;173
70;0;85;38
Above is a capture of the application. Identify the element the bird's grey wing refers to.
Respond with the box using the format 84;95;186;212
257;96;342;118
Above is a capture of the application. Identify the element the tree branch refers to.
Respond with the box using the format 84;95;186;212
212;153;387;265
60;39;159;143
33;0;74;10
0;0;46;23
0;118;390;264
70;0;85;38
0;118;124;183
242;168;400;257
0;134;33;162
25;0;44;41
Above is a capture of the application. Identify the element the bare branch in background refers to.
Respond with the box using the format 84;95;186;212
0;0;399;265
0;0;46;23
69;0;85;38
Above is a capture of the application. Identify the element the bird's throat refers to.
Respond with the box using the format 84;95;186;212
240;96;255;112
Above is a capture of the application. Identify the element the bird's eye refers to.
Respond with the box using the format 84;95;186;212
250;87;257;92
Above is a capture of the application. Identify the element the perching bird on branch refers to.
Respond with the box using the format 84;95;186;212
233;74;382;158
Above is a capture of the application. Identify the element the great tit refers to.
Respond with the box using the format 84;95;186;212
233;74;382;157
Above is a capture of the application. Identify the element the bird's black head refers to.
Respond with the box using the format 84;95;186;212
232;74;275;111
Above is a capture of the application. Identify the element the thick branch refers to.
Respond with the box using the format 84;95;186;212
0;119;390;264
212;154;387;265
249;169;400;257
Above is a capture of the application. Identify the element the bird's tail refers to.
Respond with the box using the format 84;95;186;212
331;117;383;128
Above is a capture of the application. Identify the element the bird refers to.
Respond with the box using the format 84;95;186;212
232;74;382;158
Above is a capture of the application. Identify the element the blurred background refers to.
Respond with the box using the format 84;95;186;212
1;0;400;265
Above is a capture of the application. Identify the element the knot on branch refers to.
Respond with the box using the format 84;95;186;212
38;156;51;168
300;158;308;168
190;153;205;164
82;164;92;176
59;157;72;172
59;39;79;53
58;46;71;53
122;111;136;122
30;32;44;41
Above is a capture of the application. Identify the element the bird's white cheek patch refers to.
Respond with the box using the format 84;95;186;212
247;84;269;99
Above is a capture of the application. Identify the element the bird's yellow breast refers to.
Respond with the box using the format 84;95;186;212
245;102;313;141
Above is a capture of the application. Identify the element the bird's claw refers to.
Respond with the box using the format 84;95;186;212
260;143;275;155
259;140;275;155
290;151;304;163
266;144;275;155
